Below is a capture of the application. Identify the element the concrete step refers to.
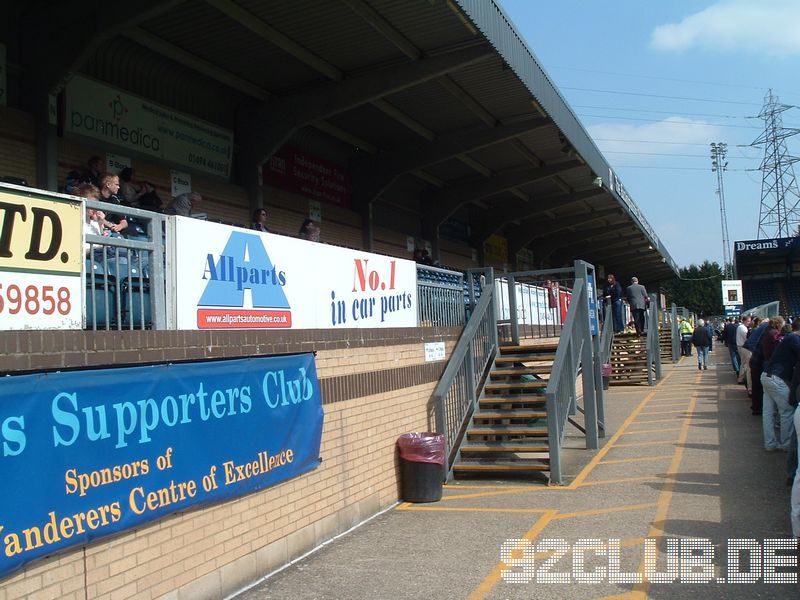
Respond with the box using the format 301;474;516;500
453;460;550;473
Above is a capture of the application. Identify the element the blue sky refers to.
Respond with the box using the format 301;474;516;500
497;0;800;270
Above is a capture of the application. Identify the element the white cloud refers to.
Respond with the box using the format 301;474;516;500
587;116;725;160
651;0;800;56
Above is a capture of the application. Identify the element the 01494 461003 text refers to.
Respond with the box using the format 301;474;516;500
500;537;799;585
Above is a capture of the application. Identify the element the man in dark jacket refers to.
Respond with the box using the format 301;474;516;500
625;277;648;336
691;319;711;370
723;318;740;373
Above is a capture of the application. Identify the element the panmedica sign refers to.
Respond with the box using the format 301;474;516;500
172;218;418;330
65;75;233;178
0;185;83;329
0;353;323;578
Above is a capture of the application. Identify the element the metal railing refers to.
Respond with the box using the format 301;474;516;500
599;302;614;367
416;264;465;327
431;268;497;477
495;269;573;344
670;304;680;362
544;262;602;485
84;199;167;330
645;294;662;385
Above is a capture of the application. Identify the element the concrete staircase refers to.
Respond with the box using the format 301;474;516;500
452;342;556;477
609;333;649;385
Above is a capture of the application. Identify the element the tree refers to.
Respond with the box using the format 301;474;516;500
662;261;725;316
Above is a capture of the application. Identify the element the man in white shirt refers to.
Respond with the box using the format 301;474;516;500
737;315;753;392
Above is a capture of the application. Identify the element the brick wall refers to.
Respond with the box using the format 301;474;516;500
0;327;460;599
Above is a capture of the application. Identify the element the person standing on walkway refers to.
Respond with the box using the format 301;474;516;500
705;319;715;352
679;318;694;357
625;276;648;336
737;315;753;394
723;317;741;374
747;317;774;416
603;274;624;334
691;319;711;370
760;325;800;451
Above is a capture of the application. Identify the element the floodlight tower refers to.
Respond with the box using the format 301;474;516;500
710;142;733;278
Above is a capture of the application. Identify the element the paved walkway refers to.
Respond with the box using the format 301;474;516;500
234;353;796;599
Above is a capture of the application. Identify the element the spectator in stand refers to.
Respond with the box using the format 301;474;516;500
413;248;433;266
81;156;104;189
625;276;648;336
98;173;128;235
298;218;320;242
737;315;753;394
165;191;202;217
760;319;799;452
252;208;269;232
691;318;711;370
747;317;773;416
603;274;624;334
723;317;741;374
64;170;83;195
118;168;154;207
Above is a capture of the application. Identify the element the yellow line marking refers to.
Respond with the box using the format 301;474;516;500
613;440;679;448
630;374;700;598
578;476;661;487
599;455;672;465
439;487;562;502
397;506;550;514
569;369;677;488
442;484;521;490
634;417;688;424
644;401;691;407
467;509;558;600
621;427;682;435
637;409;689;415
553;502;659;520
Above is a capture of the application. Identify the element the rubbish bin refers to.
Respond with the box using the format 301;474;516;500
602;363;612;390
397;432;445;503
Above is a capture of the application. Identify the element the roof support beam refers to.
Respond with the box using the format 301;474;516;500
21;0;181;95
470;188;608;246
544;231;642;264
351;117;549;209
125;28;271;100
240;44;493;165
205;0;343;80
423;159;582;233
502;207;622;256
340;0;421;59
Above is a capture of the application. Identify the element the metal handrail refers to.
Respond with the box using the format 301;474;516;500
432;271;497;478
544;269;600;485
84;199;167;330
599;302;614;366
645;294;662;385
671;304;680;362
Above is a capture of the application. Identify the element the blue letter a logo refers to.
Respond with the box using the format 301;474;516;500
198;232;289;309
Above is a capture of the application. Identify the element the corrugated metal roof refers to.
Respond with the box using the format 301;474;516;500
140;2;322;92
385;79;486;135
82;37;244;129
238;0;403;74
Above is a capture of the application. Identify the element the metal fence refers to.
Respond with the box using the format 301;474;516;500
431;268;498;476
416;264;466;327
544;260;603;485
494;269;574;344
84;199;167;330
645;294;662;385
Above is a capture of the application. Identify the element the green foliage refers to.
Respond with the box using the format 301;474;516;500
662;261;725;316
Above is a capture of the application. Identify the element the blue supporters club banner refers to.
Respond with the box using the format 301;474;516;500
0;353;323;578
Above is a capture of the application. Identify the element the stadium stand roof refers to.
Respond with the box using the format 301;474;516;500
7;0;678;281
